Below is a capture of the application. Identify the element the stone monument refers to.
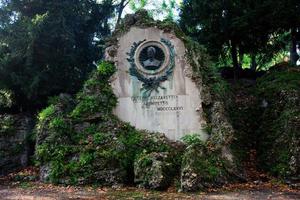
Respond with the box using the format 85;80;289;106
105;18;208;141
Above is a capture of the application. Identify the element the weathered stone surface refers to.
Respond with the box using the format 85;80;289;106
180;143;231;192
39;163;51;182
35;11;240;190
107;20;208;141
226;65;300;186
0;114;33;176
255;66;300;182
134;152;173;190
105;19;239;192
35;79;182;186
91;168;127;186
257;88;300;181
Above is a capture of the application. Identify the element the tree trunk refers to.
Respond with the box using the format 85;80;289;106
250;54;257;71
238;48;244;68
116;0;129;27
290;27;298;65
231;40;239;80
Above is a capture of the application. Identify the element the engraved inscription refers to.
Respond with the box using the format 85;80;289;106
157;107;184;111
131;95;184;112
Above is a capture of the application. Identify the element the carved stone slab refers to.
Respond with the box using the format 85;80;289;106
107;27;207;141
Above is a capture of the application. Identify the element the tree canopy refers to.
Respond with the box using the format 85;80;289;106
0;0;299;112
180;0;300;70
0;0;114;111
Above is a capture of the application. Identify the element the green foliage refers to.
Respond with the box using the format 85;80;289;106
35;61;181;185
97;61;116;79
0;115;15;135
49;117;71;137
36;117;179;184
210;79;230;100
30;10;238;188
257;109;298;177
193;157;222;181
225;65;300;179
180;0;300;69
161;0;177;20
256;66;300;96
71;61;117;119
130;0;148;12
181;134;204;146
255;66;300;178
137;151;153;169
71;95;104;119
0;89;14;111
47;145;77;183
269;148;290;176
93;132;108;145
38;105;55;122
117;127;143;170
182;145;228;184
185;38;230;100
0;0;114;111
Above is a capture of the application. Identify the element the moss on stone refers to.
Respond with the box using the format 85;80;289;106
35;12;240;189
0;114;33;175
35;61;182;186
0;89;14;111
180;139;232;192
255;64;300;179
0;115;15;136
71;61;117;120
38;105;56;122
134;151;176;190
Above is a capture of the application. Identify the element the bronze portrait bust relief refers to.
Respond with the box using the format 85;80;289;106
127;39;175;96
134;40;169;75
139;46;165;70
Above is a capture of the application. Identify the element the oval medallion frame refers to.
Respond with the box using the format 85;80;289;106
127;38;176;97
134;41;170;76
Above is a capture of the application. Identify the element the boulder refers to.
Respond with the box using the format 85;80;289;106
134;152;174;190
180;143;233;192
0;114;33;175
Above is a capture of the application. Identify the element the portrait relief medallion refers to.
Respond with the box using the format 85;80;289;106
127;38;175;96
134;41;170;75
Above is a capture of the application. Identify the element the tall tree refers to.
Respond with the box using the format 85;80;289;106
115;0;130;26
0;0;114;111
271;0;300;64
180;0;283;71
181;0;241;70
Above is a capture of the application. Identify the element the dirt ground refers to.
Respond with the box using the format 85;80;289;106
1;167;299;200
0;183;299;200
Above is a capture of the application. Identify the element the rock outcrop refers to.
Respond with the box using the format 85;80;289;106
256;65;300;184
35;11;242;190
0;114;33;175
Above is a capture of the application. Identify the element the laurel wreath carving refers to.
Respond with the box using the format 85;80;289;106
127;38;176;97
